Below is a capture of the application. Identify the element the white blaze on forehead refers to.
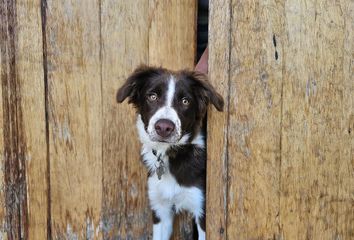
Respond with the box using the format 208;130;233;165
166;76;176;107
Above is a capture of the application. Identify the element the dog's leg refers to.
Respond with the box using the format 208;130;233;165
196;224;205;240
196;216;206;240
152;208;173;240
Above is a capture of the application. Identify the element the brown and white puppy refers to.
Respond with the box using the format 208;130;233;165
117;65;223;240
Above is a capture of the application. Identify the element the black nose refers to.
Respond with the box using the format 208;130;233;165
155;119;175;138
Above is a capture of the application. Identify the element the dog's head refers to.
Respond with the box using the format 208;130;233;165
117;65;224;146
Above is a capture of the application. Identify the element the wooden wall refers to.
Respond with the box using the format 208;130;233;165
207;0;353;239
1;0;353;240
0;0;196;239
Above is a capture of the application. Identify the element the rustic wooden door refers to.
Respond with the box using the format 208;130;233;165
207;0;353;239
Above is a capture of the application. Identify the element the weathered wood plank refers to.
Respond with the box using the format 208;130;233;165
149;1;197;239
0;12;6;239
15;1;48;239
226;0;283;238
207;0;231;239
44;0;102;238
280;0;353;239
100;1;151;239
0;1;29;238
148;0;196;70
337;1;354;239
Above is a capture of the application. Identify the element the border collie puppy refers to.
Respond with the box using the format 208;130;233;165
117;66;223;240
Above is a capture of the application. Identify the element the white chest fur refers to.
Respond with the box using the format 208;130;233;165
142;149;205;240
142;149;204;219
148;169;204;219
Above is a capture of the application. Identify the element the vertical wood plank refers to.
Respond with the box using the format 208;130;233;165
0;1;29;238
148;0;196;70
100;1;150;239
226;0;283;238
0;17;6;238
280;0;353;239
44;0;102;238
15;1;48;239
0;1;48;238
207;0;231;239
148;1;197;239
337;1;354;238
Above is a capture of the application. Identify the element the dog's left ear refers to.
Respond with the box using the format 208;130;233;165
187;71;224;112
117;65;164;105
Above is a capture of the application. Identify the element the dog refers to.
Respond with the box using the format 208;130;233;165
117;65;224;240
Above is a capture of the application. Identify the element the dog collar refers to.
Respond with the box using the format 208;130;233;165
152;149;165;180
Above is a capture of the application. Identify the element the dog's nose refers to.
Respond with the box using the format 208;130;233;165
155;119;175;138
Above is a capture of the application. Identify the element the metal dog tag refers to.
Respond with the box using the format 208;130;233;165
155;153;165;180
156;163;165;180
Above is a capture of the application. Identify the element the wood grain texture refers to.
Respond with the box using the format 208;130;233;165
226;0;282;238
206;0;231;239
148;0;196;70
280;1;354;239
100;1;151;239
2;0;352;239
209;0;353;239
15;1;48;239
337;1;354;239
0;10;5;238
0;2;47;239
44;0;102;238
0;1;29;238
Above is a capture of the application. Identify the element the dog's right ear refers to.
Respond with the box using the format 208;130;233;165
116;65;163;105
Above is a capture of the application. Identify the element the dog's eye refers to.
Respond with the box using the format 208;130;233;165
147;93;158;102
181;97;190;106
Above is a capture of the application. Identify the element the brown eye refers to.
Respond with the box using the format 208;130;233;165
182;97;190;106
148;93;158;102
